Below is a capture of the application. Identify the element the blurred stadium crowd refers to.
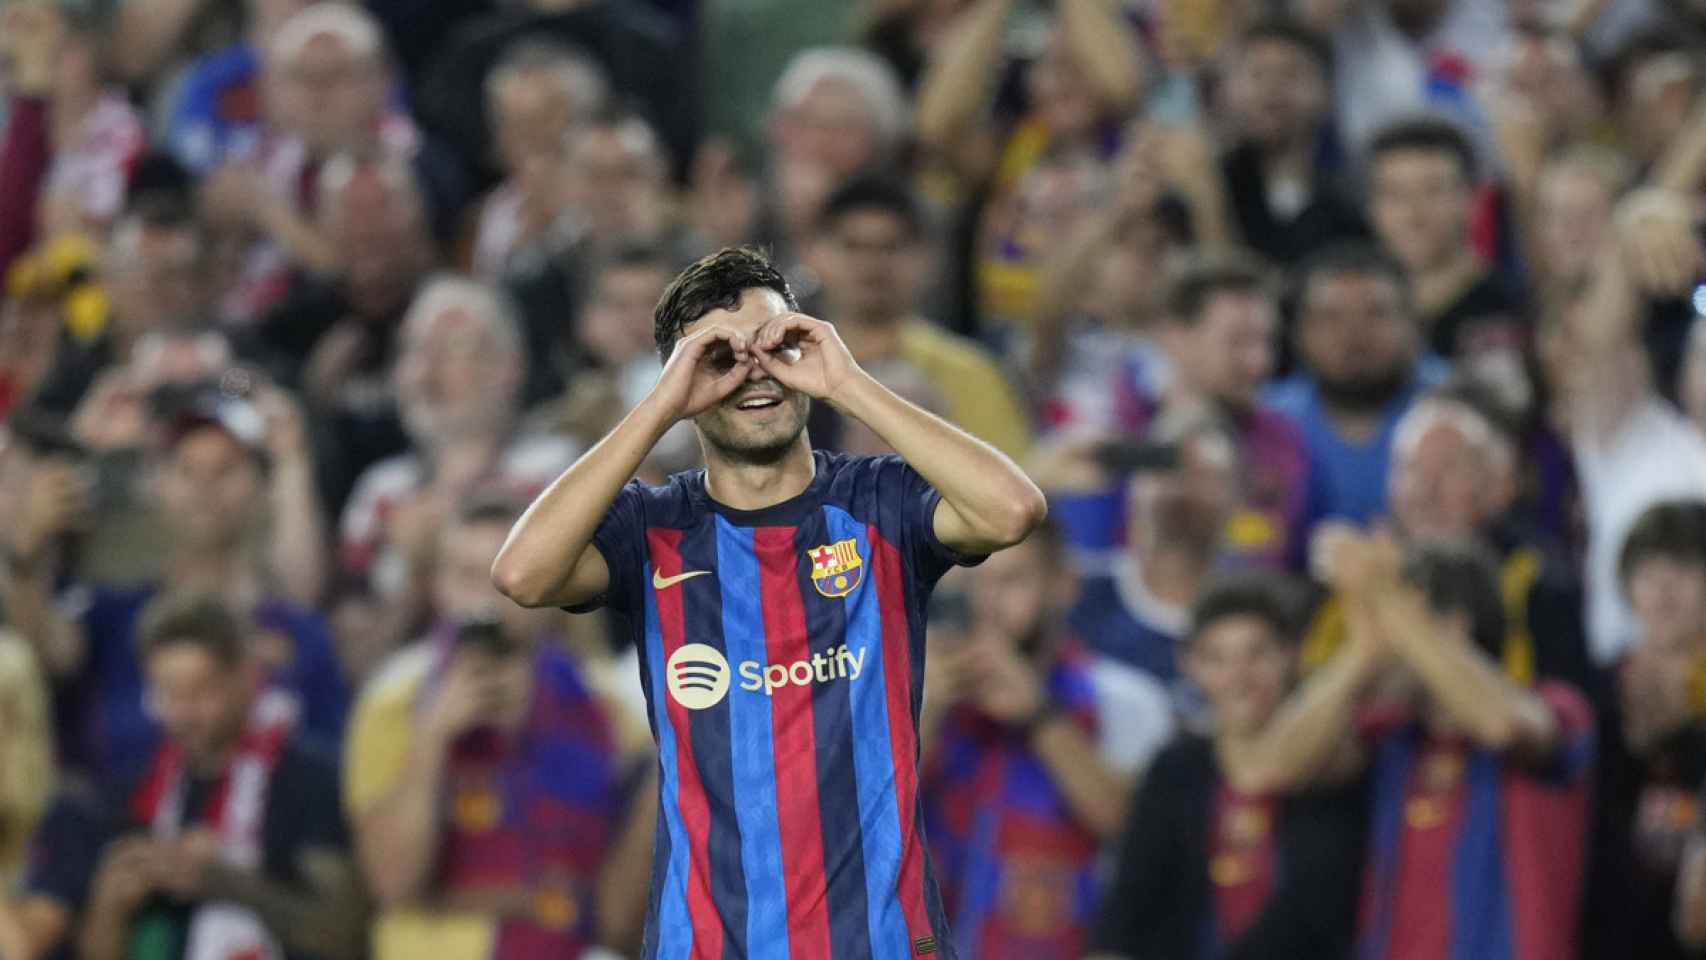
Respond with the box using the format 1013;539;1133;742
6;0;1706;957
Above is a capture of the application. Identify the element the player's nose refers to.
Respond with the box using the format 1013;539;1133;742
747;365;770;382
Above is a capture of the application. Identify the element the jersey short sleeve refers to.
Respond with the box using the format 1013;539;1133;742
882;456;988;587
568;481;649;617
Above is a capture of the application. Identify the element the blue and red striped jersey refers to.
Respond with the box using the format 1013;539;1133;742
582;451;979;960
1357;683;1595;960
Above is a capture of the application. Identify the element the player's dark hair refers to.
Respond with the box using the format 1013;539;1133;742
817;174;926;241
1163;249;1274;327
1294;241;1412;310
654;247;799;361
1619;499;1706;590
136;591;247;667
1238;17;1333;80
1187;573;1301;649
1369;116;1479;184
1402;539;1506;661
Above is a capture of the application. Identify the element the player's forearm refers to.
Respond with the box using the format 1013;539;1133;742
1057;0;1146;116
915;0;1016;150
1221;614;1378;794
1031;718;1132;839
832;372;1046;552
1377;595;1556;754
493;400;674;607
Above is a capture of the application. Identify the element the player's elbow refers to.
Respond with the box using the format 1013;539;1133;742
491;549;554;609
993;482;1049;548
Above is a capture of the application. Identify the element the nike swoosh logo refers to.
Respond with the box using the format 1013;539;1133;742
652;569;713;590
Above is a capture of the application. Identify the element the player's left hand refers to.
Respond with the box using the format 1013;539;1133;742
750;313;861;405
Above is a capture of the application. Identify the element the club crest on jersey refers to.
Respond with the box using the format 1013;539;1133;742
808;539;864;598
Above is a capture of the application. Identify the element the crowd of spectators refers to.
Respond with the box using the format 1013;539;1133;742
6;0;1706;957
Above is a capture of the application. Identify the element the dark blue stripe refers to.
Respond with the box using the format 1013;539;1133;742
641;803;672;960
793;512;874;960
678;521;748;957
1453;749;1514;960
643;557;694;958
824;505;911;958
920;832;956;959
714;516;791;960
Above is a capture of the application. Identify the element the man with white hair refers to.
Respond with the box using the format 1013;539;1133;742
417;0;695;180
335;276;578;681
766;47;911;251
685;46;913;294
204;2;464;323
470;42;610;279
1302;381;1595;695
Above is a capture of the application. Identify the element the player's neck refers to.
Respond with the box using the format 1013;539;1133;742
703;437;817;512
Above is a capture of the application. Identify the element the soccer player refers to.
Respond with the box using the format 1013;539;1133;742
491;247;1047;959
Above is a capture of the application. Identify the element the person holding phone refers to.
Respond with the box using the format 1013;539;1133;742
345;495;655;960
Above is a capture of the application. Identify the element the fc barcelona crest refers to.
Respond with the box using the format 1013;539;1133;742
809;539;864;598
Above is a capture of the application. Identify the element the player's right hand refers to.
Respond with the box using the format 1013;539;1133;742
649;326;754;423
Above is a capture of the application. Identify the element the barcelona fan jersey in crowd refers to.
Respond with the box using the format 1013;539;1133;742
576;451;983;960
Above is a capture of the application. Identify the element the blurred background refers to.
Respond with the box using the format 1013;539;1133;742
3;0;1706;957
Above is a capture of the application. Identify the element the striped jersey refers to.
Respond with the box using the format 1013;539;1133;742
580;452;979;960
1358;683;1595;960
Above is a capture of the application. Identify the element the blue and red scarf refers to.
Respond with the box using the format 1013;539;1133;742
423;637;621;960
923;645;1103;960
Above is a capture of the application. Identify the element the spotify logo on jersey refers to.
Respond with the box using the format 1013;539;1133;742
666;644;731;710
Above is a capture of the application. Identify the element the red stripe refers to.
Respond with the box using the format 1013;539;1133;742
755;527;833;957
649;528;724;960
870;526;933;943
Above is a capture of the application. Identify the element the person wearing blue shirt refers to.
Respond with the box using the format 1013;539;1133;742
1068;413;1239;711
1266;243;1449;530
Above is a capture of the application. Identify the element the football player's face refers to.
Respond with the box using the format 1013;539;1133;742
685;289;812;465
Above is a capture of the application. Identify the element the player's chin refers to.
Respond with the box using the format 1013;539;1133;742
706;413;806;460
